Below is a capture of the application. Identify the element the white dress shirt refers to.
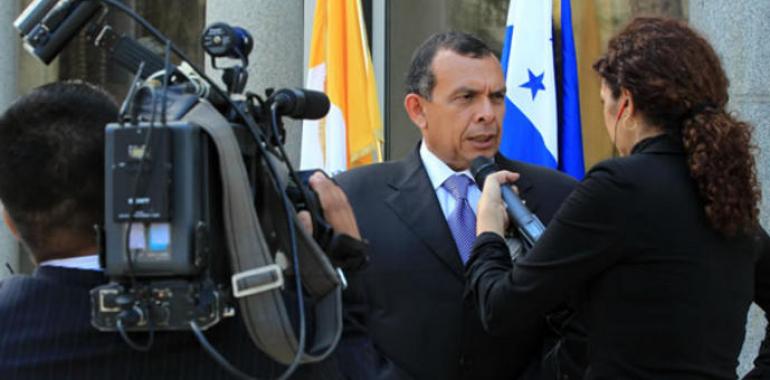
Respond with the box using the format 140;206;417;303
39;254;101;271
419;141;481;219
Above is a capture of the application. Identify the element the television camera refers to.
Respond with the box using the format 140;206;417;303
14;1;366;378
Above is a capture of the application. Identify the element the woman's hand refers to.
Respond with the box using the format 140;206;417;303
476;170;520;237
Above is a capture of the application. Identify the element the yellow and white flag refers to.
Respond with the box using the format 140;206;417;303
300;0;383;174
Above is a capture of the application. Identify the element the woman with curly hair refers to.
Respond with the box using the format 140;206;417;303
466;17;770;379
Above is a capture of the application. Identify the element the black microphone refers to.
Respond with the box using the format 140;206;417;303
270;88;330;120
470;156;545;250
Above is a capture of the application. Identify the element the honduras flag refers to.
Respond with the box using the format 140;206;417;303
500;0;584;179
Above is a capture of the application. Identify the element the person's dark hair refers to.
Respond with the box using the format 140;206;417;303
593;17;760;237
405;31;495;99
0;80;117;260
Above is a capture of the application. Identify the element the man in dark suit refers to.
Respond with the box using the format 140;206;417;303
335;32;578;379
0;81;358;379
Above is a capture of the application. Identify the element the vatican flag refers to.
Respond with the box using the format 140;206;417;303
300;0;383;174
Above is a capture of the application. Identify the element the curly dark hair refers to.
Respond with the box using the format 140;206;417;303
593;17;760;237
0;81;118;260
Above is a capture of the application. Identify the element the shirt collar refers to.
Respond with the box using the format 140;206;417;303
631;133;684;155
419;140;475;190
39;254;101;271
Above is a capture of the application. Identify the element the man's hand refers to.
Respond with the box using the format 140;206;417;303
476;170;519;237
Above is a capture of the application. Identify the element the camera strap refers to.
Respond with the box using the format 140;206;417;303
182;100;342;364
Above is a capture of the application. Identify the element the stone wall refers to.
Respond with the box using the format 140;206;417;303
690;1;770;375
0;0;19;280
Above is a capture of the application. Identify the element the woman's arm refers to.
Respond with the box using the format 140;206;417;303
467;166;629;336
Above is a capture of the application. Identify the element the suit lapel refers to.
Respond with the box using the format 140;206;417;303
496;154;540;215
385;150;466;280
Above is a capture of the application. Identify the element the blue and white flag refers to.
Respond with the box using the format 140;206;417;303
500;0;584;179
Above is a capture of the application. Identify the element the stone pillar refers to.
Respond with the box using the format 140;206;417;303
205;0;305;165
689;1;770;376
631;0;686;18
0;0;20;280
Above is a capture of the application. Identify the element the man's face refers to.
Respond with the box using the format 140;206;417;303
410;49;506;170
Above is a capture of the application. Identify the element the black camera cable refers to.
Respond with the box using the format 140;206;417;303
114;36;175;353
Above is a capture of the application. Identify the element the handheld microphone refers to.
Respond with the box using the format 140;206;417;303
470;156;545;250
270;88;330;120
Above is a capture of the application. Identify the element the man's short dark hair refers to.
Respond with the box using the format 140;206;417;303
405;31;496;99
0;80;117;260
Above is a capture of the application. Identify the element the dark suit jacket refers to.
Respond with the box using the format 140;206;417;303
335;147;577;380
467;134;770;379
0;266;341;380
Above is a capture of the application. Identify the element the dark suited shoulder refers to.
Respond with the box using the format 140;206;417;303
333;158;420;380
0;268;342;380
335;160;406;196
575;153;666;202
582;134;690;194
502;156;578;190
583;157;634;184
497;155;579;224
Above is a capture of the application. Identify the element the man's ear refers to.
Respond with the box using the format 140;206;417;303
2;209;20;240
404;93;428;130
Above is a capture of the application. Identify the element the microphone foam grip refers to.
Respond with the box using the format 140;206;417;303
470;156;498;190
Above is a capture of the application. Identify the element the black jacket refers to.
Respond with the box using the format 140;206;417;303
467;134;770;379
0;266;341;379
335;147;577;380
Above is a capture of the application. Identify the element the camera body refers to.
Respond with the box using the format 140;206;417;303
14;2;357;367
104;121;209;277
91;117;233;331
91;279;226;331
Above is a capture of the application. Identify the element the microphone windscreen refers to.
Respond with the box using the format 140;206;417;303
299;89;330;120
470;156;498;190
274;88;330;120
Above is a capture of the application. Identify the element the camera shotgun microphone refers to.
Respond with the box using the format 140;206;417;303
270;88;330;120
470;156;546;250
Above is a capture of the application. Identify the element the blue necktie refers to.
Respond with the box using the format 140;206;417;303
443;174;477;264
